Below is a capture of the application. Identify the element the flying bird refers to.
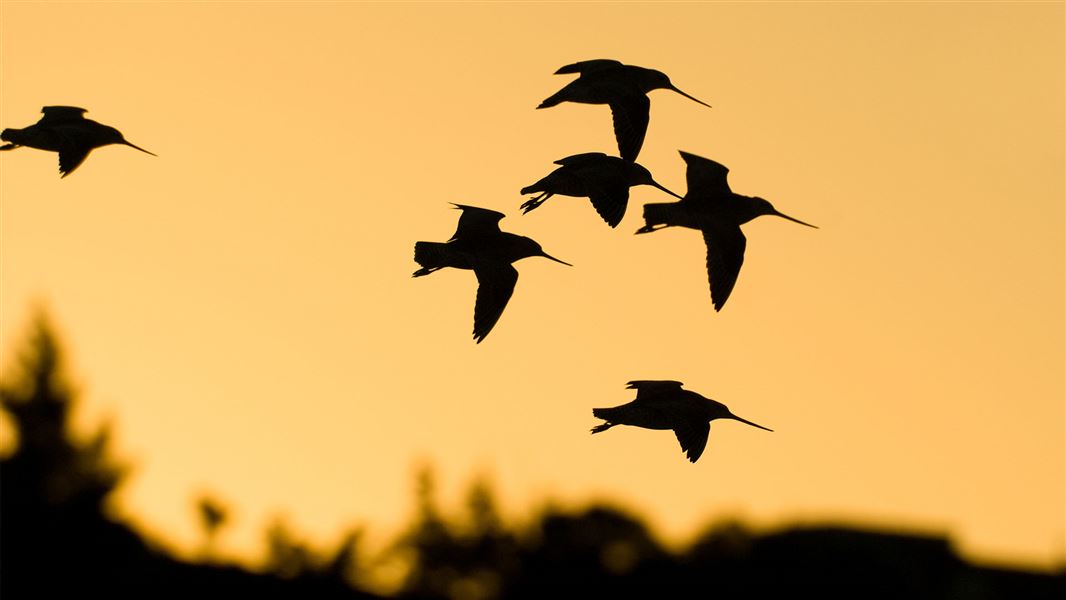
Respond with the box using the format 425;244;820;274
0;106;156;177
413;204;572;343
520;152;683;228
636;151;817;311
537;59;710;162
591;380;772;463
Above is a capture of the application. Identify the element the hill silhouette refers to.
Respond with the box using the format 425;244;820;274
1;313;1062;598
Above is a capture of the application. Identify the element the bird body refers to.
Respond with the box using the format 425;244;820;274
539;62;666;106
641;191;775;231
0;106;155;177
591;380;772;463
537;59;710;161
520;152;681;227
414;231;552;272
413;204;571;343
636;151;817;311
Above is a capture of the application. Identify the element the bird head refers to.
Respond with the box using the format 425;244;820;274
638;68;711;108
704;399;774;432
747;197;817;228
515;237;572;267
101;125;157;156
625;162;684;199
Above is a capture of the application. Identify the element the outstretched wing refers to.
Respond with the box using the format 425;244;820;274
609;94;650;162
679;151;731;200
553;152;610;167
586;177;630;228
58;145;92;177
450;204;505;241
702;224;747;311
472;262;519;343
53;122;113;177
555;59;624;75
674;421;710;463
626;380;684;400
39;106;88;125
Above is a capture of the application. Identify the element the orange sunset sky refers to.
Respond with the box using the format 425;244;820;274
1;1;1063;571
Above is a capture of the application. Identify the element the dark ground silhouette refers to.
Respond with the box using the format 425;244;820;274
2;314;1063;598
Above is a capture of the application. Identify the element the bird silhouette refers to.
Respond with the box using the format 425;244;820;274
413;204;572;343
520;152;683;228
591;380;772;463
0;106;156;177
537;59;710;162
636;151;817;311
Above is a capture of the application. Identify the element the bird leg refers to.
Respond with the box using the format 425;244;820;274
412;266;441;277
520;192;551;214
0;143;19;151
590;422;615;434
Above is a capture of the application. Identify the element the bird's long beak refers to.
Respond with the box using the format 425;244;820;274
729;413;773;432
772;209;818;229
650;180;684;200
540;251;573;267
123;140;157;157
669;85;712;108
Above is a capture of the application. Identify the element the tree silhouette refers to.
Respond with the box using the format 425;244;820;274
195;493;230;560
0;311;148;595
1;312;1060;598
390;468;521;600
389;467;1064;599
0;312;380;598
263;516;361;578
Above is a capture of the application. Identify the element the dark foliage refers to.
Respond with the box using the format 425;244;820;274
1;315;1062;599
0;314;377;598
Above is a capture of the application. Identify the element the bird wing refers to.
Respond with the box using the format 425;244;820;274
57;144;92;177
609;94;651;162
674;421;710;463
626;380;684;400
450;204;505;241
553;152;610;167
555;59;624;75
680;151;731;200
471;262;519;343
586;176;630;228
39;106;88;124
702;224;747;311
52;121;115;177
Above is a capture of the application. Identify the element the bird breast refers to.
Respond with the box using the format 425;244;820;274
615;401;691;430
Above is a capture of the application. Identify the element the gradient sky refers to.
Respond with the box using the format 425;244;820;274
1;1;1062;572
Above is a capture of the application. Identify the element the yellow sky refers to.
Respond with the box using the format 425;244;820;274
1;1;1063;570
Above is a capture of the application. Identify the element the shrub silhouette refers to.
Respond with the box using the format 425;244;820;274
1;312;1061;599
0;313;379;598
0;312;148;595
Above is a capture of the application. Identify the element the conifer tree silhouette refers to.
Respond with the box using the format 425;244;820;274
0;311;143;595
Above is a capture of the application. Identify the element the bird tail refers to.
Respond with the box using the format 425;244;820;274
412;241;448;277
636;202;680;233
520;181;542;195
536;91;566;109
0;128;24;145
643;202;675;226
591;407;621;433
